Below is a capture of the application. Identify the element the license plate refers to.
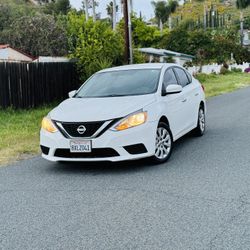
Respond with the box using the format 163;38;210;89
70;140;92;153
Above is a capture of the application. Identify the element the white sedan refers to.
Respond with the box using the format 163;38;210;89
40;63;206;163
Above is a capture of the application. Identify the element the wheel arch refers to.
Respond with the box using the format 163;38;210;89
200;101;205;112
159;116;170;128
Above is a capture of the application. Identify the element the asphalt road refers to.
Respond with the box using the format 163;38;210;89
1;87;250;250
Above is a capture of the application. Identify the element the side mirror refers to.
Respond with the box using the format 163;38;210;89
68;90;77;98
165;84;183;95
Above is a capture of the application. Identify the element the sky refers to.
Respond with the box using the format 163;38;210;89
70;0;155;20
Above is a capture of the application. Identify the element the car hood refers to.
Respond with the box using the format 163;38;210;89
50;94;156;122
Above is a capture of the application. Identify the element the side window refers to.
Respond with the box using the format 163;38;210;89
185;71;192;83
163;69;178;90
174;68;190;87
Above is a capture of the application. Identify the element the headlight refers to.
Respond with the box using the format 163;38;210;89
41;117;58;133
114;111;147;131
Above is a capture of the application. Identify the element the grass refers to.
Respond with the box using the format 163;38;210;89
196;72;250;98
0;106;53;165
0;72;249;166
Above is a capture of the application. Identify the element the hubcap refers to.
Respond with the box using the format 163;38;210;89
155;127;171;160
199;109;205;132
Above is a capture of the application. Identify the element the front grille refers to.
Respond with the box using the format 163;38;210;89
54;148;120;158
60;121;105;138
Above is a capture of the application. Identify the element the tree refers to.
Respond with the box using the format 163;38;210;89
0;1;38;31
151;0;178;32
160;25;250;64
43;0;71;15
0;5;13;31
168;0;178;29
151;0;169;30
55;0;71;15
82;0;89;20
236;0;250;46
1;13;68;57
106;1;118;29
67;11;124;81
82;0;98;21
91;0;96;21
130;16;162;47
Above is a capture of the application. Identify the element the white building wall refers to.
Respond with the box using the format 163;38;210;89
33;56;71;62
188;62;250;75
0;48;8;60
171;57;192;66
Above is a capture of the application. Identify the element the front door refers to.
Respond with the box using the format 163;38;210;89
161;68;187;139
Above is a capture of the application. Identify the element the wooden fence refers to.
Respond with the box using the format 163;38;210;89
0;62;81;109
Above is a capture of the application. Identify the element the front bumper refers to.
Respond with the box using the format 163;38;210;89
40;121;157;162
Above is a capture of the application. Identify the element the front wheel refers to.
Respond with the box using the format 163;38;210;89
151;122;173;164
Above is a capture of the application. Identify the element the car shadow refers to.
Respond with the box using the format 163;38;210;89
48;157;156;175
47;130;206;175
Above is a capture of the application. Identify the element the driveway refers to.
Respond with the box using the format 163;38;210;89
1;87;250;250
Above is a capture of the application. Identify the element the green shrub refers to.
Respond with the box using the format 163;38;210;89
133;50;146;64
220;66;230;75
95;58;113;71
183;61;193;68
231;68;242;73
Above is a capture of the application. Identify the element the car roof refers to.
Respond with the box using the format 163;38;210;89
98;63;178;73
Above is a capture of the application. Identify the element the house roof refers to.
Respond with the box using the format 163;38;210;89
138;48;195;59
99;63;166;73
0;44;35;60
0;44;10;49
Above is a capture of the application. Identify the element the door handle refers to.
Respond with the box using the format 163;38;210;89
182;98;187;103
195;93;199;96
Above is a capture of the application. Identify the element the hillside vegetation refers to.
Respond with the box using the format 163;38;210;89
171;0;250;28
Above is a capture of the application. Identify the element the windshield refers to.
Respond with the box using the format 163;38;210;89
75;69;161;98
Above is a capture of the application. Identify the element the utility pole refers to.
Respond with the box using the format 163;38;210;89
113;0;117;30
123;0;129;64
127;0;133;64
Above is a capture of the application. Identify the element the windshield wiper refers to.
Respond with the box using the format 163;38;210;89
74;94;127;98
101;94;127;97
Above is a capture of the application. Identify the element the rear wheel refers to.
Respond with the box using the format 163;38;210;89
151;122;173;164
193;106;205;136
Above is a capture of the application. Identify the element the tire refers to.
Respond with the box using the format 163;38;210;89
193;106;205;137
151;122;173;164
